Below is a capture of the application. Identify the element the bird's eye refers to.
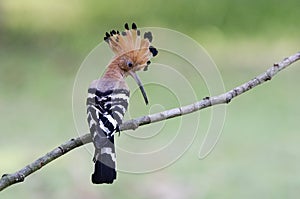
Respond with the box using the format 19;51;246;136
127;61;133;67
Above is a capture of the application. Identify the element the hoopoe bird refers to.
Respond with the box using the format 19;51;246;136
86;23;158;184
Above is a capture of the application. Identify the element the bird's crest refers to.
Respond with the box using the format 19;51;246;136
104;22;158;69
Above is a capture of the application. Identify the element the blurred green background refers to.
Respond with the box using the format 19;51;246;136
1;0;300;198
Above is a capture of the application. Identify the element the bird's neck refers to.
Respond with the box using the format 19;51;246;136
102;63;126;81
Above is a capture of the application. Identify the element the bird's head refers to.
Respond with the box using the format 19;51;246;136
104;23;158;105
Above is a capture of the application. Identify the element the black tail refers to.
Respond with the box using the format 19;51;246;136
92;148;117;184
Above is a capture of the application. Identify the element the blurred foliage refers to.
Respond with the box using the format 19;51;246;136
1;0;300;199
1;0;300;47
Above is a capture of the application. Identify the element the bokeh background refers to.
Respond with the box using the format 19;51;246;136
1;0;300;198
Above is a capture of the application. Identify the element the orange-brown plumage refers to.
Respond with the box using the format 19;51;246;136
102;22;158;104
104;23;157;79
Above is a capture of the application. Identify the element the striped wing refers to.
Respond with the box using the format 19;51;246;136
86;88;129;149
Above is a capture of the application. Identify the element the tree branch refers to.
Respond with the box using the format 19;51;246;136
1;51;300;191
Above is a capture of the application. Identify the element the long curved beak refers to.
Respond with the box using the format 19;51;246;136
129;71;148;105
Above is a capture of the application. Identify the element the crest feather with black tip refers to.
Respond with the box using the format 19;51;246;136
104;22;158;69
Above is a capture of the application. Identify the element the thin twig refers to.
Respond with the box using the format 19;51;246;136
1;52;300;191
